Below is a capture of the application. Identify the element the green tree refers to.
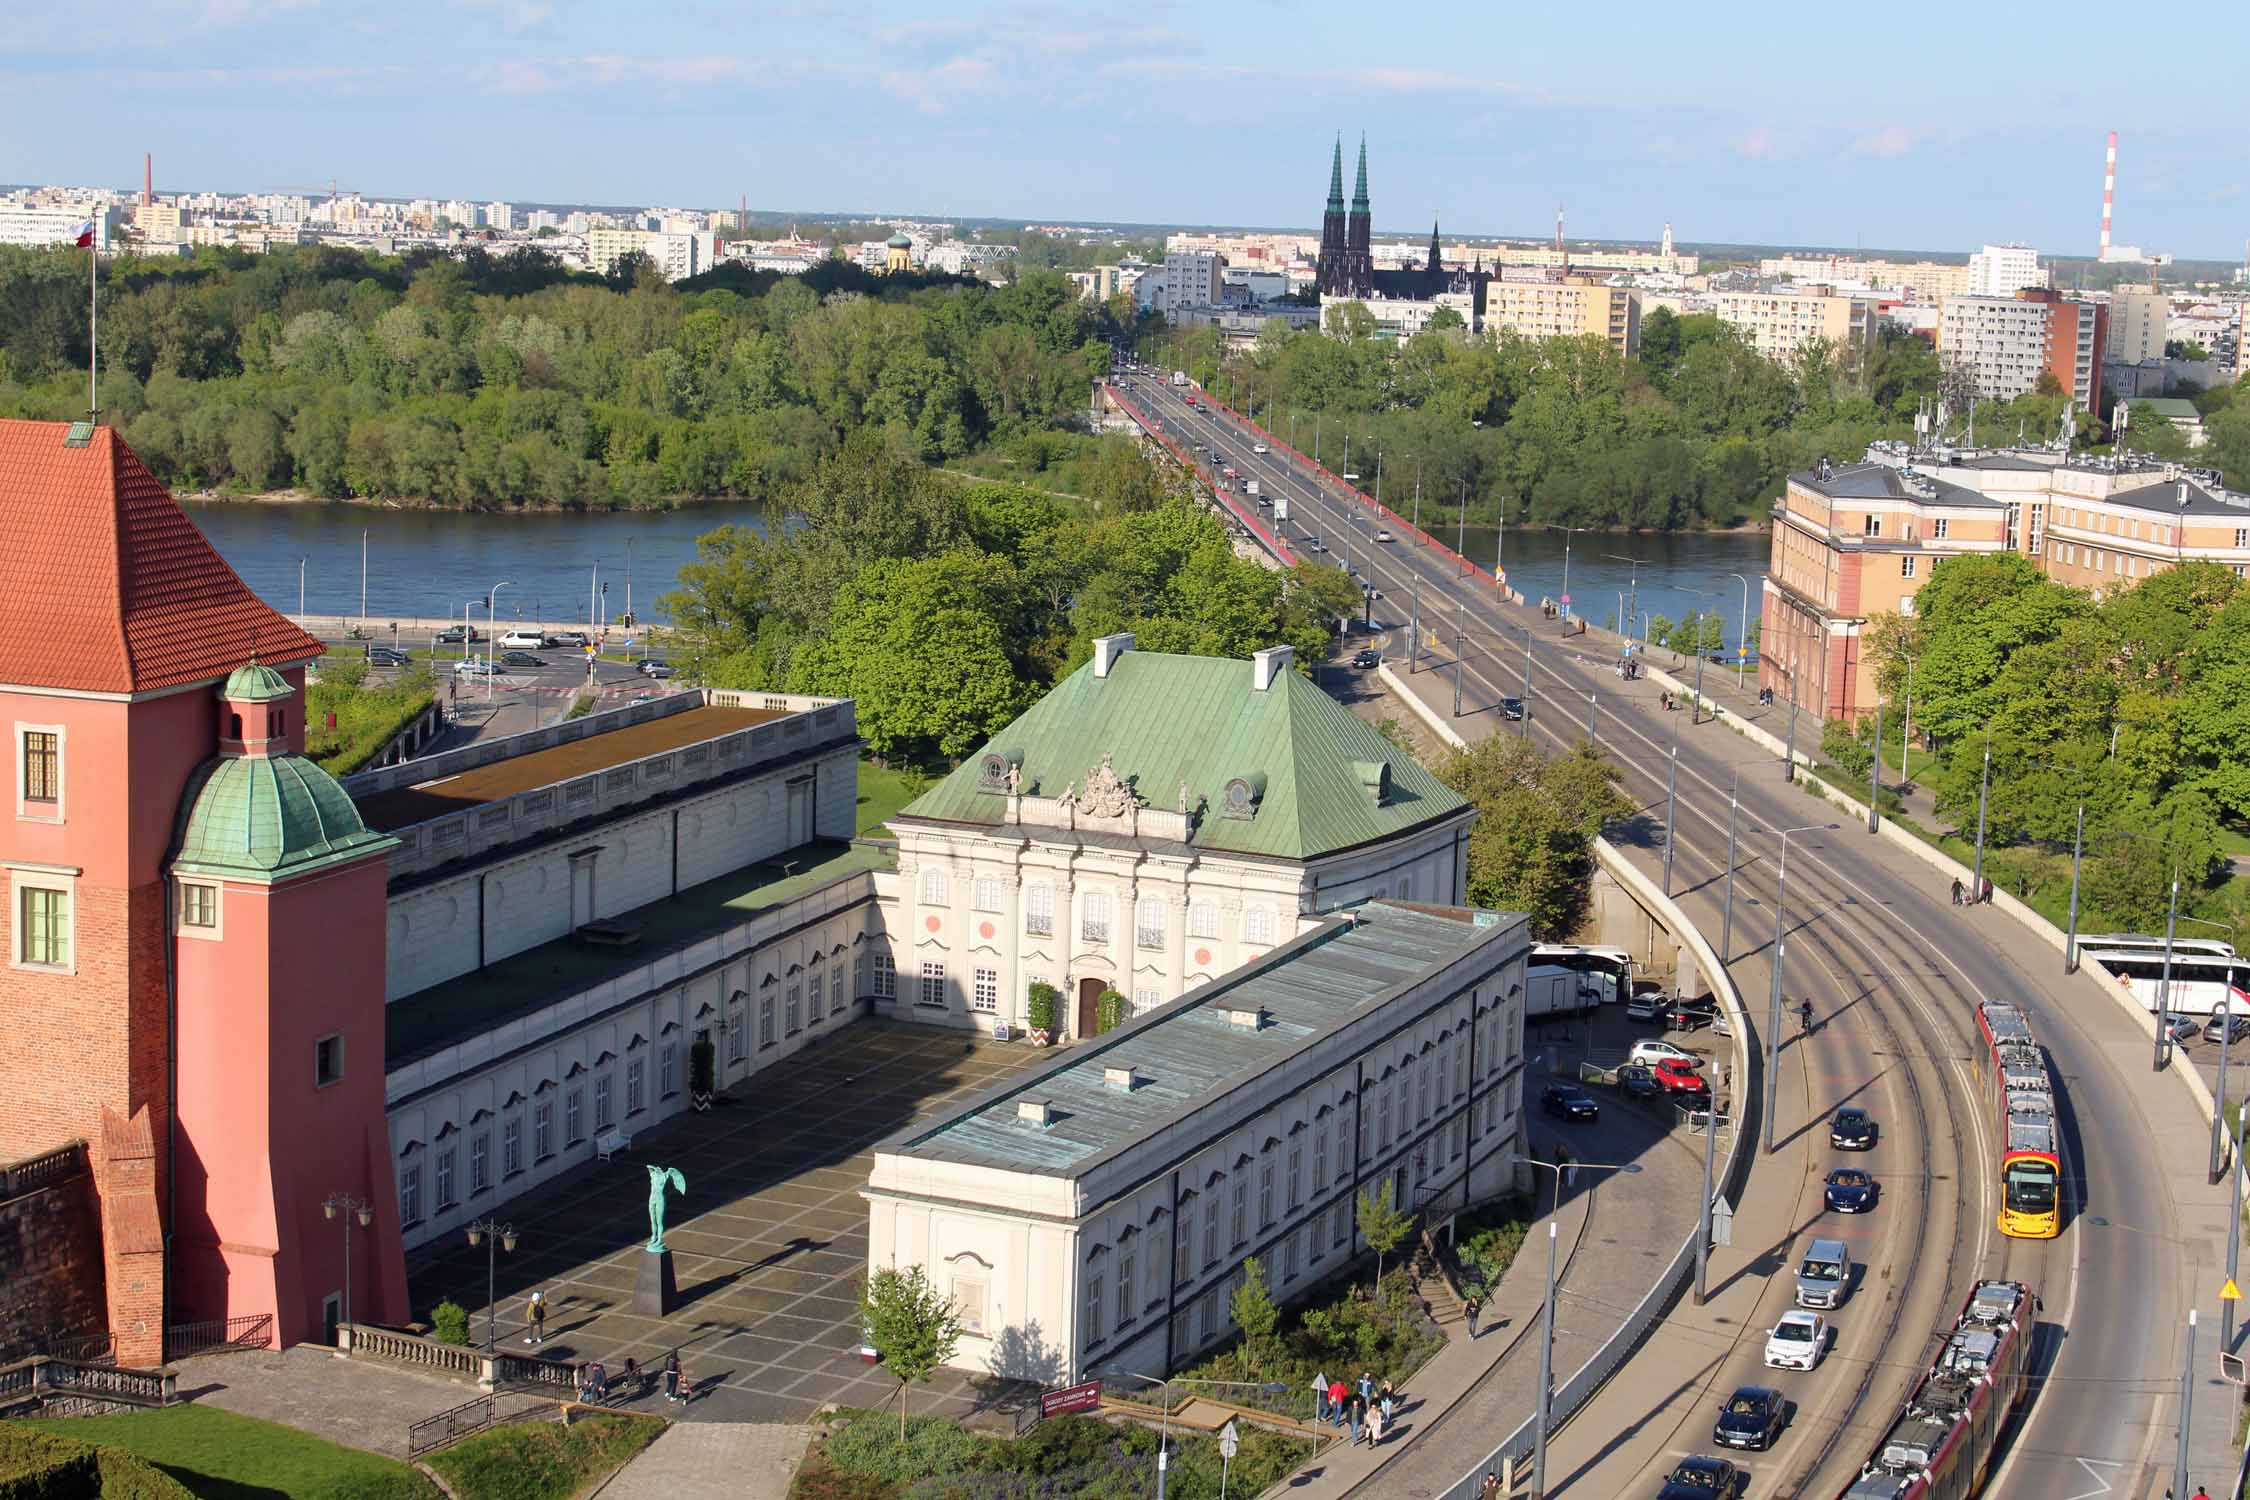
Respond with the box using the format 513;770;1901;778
859;1264;963;1440
1439;736;1633;940
1354;1182;1413;1290
1229;1257;1280;1375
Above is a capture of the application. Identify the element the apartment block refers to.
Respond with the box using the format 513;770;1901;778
1937;291;2106;407
2107;288;2168;365
1482;276;1639;358
1709;290;1875;360
1968;243;2047;297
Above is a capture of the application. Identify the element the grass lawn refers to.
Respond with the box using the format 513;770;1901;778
22;1405;439;1500
856;760;928;837
1876;741;1941;785
426;1413;664;1500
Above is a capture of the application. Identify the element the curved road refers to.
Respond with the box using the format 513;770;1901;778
1119;374;2214;1499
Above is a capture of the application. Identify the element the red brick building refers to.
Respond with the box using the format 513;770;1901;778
0;419;405;1362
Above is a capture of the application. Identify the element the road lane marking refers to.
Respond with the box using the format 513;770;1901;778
2061;1455;2124;1500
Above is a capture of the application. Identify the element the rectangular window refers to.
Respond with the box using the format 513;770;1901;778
594;1074;613;1130
874;950;895;999
179;882;218;929
1258;1163;1274;1227
1135;899;1166;950
727;1010;746;1062
534;1099;554;1159
1900;555;1917;578
808;968;823;1025
1176;1213;1194;1284
1932;517;1949;539
502;1115;522;1177
660;1041;678;1098
21;731;58;804
2236;528;2248;549
1083;1272;1105;1344
1189;901;1218;939
399;1165;422;1226
1313;1130;1328;1190
1377;1090;1392;1151
1117;1253;1136;1328
1198;1291;1217;1343
919;961;948;1008
973;877;1002;912
1418;1070;1431;1124
1082;893;1111;944
1231;1179;1248;1246
1245;906;1273;944
1287;1146;1302;1210
785;984;801;1034
1281;1229;1300;1283
1204;1199;1221;1268
920;869;949;907
1334;1203;1348;1247
1311;1209;1328;1262
1134;985;1161;1016
971;967;998;1013
626;1058;645;1115
313;1033;344;1088
758;997;775;1047
564;1088;583;1144
1862;514;1881;536
469;1131;489;1195
1026;885;1053;937
435;1148;456;1209
18;885;70;969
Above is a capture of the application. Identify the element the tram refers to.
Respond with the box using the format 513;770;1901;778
1975;1001;2061;1240
1841;1279;2035;1499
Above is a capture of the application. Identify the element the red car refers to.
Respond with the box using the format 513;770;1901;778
1652;1058;1710;1096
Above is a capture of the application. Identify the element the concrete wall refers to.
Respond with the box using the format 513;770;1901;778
0;1150;105;1361
385;744;858;1004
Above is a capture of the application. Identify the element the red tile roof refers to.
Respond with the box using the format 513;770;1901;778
0;420;323;694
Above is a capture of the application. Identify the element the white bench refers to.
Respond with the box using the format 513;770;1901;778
595;1128;630;1162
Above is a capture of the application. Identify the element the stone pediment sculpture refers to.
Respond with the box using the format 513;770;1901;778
1080;752;1145;820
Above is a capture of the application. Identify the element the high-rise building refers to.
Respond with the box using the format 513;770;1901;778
484;202;514;233
1159;249;1225;319
1968;243;2047;297
1482;277;1639;358
2107;287;2167;365
1708;290;1876;360
1937;290;2105;407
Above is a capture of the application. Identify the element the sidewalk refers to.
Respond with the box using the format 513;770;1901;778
598;1422;808;1500
172;1345;546;1459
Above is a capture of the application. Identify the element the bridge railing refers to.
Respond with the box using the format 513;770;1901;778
1100;384;1299;567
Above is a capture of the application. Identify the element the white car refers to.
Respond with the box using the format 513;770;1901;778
1764;1310;1828;1370
453;655;498;677
499;630;547;650
1628;1040;1702;1068
1253;443;1268;454
1375;529;1394;543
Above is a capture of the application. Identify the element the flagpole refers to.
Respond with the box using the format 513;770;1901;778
88;228;98;422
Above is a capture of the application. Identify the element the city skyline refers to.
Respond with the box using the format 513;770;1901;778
4;1;2248;258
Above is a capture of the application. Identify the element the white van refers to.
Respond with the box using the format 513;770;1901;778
499;630;547;649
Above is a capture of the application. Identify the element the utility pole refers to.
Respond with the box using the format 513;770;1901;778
1694;1104;1723;1304
1971;732;1994;899
1867;697;1884;834
1720;768;1742;963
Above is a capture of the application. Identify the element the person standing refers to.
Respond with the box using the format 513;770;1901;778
1346;1397;1362;1446
1464;1294;1480;1339
1481;1474;1502;1500
1367;1402;1386;1447
1379;1378;1396;1426
1951;877;1964;906
662;1350;682;1405
524;1289;547;1345
1356;1371;1374;1404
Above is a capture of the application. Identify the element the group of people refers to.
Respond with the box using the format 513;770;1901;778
1313;1370;1400;1447
1950;876;1995;906
527;1289;691;1407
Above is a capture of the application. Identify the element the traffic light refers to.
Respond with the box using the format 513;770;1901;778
601;581;609;595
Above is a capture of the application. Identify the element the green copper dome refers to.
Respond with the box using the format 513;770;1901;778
887;232;913;248
171;753;397;883
223;661;296;703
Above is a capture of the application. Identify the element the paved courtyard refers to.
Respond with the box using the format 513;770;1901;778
406;1020;1048;1426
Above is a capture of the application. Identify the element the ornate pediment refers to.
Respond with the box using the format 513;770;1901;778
1076;752;1144;820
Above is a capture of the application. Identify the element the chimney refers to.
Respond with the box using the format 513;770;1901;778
142;153;152;208
1017;1099;1055;1127
1226;1006;1268;1031
1103;1065;1142;1092
1093;632;1135;678
1251;645;1294;692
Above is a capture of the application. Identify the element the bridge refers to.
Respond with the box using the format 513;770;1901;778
1108;372;2245;1499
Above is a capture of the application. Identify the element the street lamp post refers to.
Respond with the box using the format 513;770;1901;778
1519;630;1534;739
1603;554;1642;643
463;1217;517;1354
2155;866;2181;1073
1970;728;1995;901
1720;766;1744;963
360;528;369;626
1765;823;1837;1154
1694;1102;1731;1305
321;1193;373;1346
1507;1155;1642;1500
1452;593;1466;718
1680;586;1720;720
299;556;307;619
625;539;634;625
1663;699;1682;896
1725;572;1754;690
2064;800;2086;973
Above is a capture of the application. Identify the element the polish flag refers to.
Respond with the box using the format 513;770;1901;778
70;218;96;248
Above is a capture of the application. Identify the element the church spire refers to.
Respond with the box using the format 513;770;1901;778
1327;136;1344;213
1427;217;1441;275
1351;135;1369;211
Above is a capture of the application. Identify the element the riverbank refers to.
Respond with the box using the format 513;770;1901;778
179;487;742;514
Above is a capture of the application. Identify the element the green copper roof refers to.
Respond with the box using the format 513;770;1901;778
896;649;1468;861
222;661;296;703
1326;136;1345;213
887;231;913;247
172;753;398;883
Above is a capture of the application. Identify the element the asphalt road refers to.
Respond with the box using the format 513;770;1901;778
1118;372;2208;1498
314;631;683;748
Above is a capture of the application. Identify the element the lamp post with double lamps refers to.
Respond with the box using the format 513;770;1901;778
321;1193;373;1347
1725;571;1755;690
1550;527;1593;620
2087;1216;2200;1500
1506;1154;1643;1500
1100;1369;1291;1500
463;1217;517;1355
1764;823;1839;1154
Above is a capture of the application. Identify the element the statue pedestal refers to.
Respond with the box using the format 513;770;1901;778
634;1248;678;1316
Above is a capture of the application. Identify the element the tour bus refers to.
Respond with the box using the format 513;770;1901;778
1527;944;1636;1016
2082;943;2250;1018
1975;1001;2061;1240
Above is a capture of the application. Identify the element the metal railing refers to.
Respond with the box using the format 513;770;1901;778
164;1314;273;1362
406;1393;561;1459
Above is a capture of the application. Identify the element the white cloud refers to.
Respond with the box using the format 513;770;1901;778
455;0;555;34
1737;126;1774;159
1853;125;1912;157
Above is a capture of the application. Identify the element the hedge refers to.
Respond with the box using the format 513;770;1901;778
0;1425;193;1500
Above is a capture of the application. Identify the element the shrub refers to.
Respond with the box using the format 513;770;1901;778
821;1411;992;1483
0;1425;194;1500
426;1414;662;1500
1025;983;1058;1033
304;670;435;776
430;1298;472;1347
1094;989;1125;1034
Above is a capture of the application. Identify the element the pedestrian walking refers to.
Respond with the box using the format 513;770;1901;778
1950;877;1964;906
1328;1378;1348;1430
662;1350;683;1405
1981;876;1994;904
524;1288;546;1345
1356;1371;1374;1403
1481;1473;1502;1500
1379;1378;1396;1425
2193;1486;2212;1500
1464;1294;1480;1339
1367;1403;1386;1446
1346;1399;1362;1445
1313;1370;1330;1423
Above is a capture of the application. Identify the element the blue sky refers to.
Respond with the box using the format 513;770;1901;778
5;0;2247;258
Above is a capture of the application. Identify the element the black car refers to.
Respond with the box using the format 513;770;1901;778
1615;1064;1664;1100
1830;1106;1878;1150
2207;1014;2250;1045
1541;1083;1600;1121
363;646;410;666
1351;649;1381;669
1499;697;1526;720
434;625;482;643
1824;1167;1877;1213
1657;1455;1741;1500
1664;998;1717;1032
1712;1385;1786;1451
501;651;546;668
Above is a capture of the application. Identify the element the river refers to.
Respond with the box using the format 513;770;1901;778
182;501;1771;640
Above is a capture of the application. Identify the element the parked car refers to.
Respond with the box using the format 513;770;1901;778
434;625;482;643
501;651;546;668
453;656;497;677
1499;697;1526;721
1541;1083;1601;1121
2206;1014;2250;1045
1351;649;1381;670
363;646;410;666
1614;1064;1664;1100
1625;990;1664;1023
1830;1106;1878;1150
1628;1039;1701;1069
1763;1310;1828;1370
1824;1167;1878;1213
2162;1013;2201;1044
1712;1385;1786;1451
1652;1057;1710;1096
549;631;590;648
638;660;677;679
498;630;547;649
1656;1456;1741;1500
1663;997;1717;1031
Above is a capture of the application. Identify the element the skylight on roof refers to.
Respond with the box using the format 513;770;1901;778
63;421;94;448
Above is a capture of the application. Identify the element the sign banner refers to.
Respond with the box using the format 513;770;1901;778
1040;1380;1103;1418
